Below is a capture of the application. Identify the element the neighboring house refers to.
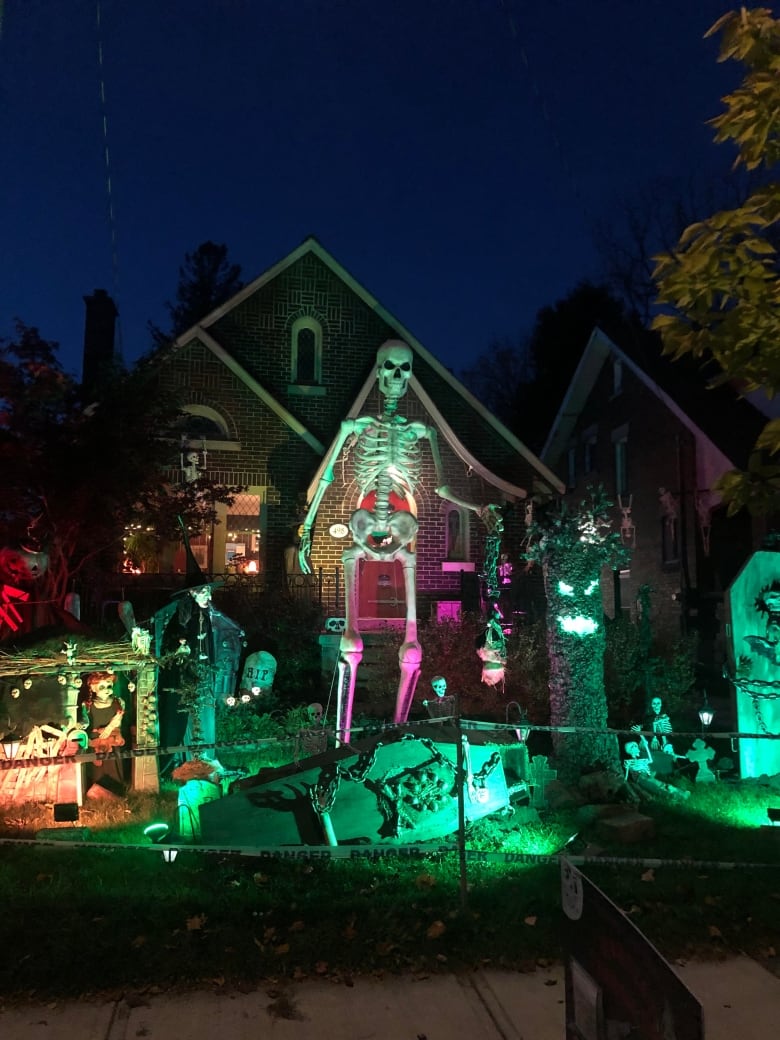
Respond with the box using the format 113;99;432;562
142;236;563;625
541;326;765;666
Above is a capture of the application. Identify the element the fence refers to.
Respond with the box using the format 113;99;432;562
83;567;345;627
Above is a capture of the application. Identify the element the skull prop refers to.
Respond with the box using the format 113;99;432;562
0;546;49;584
376;340;413;401
307;702;324;724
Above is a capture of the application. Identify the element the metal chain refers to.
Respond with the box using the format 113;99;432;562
723;668;779;735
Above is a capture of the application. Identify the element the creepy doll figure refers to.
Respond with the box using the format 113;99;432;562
476;605;507;686
82;671;127;790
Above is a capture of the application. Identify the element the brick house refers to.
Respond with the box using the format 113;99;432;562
540;326;765;667
148;236;563;626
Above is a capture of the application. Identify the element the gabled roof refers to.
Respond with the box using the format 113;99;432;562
173;236;564;498
541;326;766;473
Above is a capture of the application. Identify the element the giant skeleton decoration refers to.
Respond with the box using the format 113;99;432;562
299;341;503;741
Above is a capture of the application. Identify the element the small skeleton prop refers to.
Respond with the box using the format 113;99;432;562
299;340;502;741
658;486;678;532
695;490;714;557
180;437;207;483
617;494;635;547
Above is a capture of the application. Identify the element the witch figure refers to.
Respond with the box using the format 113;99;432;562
155;521;245;776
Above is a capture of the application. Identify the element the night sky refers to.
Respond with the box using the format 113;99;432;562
1;0;741;379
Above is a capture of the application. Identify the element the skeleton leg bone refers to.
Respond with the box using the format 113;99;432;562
336;544;365;744
394;547;421;724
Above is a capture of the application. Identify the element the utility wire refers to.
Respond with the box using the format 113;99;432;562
95;0;123;360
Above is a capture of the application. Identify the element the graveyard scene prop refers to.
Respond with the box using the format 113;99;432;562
151;520;245;776
298;340;503;743
0;639;159;806
422;675;458;719
623;732;690;801
198;727;517;848
725;550;780;778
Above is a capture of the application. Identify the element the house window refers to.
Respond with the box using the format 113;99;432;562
291;317;322;384
445;506;469;561
613;568;632;618
583;427;598;475
661;517;679;565
226;492;264;572
612;424;629;497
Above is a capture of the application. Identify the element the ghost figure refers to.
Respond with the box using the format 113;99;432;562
298;340;503;741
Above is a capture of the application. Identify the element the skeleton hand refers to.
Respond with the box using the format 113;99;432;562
298;527;313;575
478;503;504;535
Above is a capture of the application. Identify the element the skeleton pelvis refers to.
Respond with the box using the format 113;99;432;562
349;509;418;554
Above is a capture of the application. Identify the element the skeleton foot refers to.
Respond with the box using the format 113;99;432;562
394;640;422;724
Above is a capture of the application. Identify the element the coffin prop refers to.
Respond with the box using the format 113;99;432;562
198;728;510;847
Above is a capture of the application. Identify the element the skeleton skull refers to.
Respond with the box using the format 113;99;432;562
376;340;413;400
307;702;324;724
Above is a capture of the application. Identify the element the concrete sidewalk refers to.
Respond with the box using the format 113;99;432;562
1;957;777;1039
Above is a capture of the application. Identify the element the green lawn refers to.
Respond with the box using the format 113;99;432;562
0;779;777;1001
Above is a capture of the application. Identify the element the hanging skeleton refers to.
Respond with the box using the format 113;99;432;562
695;491;713;557
180;437;207;483
299;340;503;741
618;494;635;547
658;487;678;531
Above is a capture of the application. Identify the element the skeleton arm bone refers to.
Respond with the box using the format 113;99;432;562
422;426;504;534
298;418;370;574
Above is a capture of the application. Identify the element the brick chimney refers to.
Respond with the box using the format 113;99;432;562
82;289;119;395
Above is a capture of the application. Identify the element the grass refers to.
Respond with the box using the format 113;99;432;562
0;770;778;1003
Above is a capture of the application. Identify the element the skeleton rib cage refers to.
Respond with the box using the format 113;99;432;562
353;419;423;520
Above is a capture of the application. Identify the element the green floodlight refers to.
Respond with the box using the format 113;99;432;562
143;822;170;844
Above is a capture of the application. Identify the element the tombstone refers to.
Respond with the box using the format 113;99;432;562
685;738;716;783
725;550;780;778
177;778;222;841
529;754;557;808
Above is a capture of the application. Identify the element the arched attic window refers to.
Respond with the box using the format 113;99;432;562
291;317;322;385
177;405;230;442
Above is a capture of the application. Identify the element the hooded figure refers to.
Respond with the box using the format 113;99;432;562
156;519;244;775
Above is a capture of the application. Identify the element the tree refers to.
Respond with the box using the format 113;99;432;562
594;175;753;326
149;241;243;347
0;322;242;613
459;336;532;430
653;7;780;516
523;487;628;782
461;282;640;450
